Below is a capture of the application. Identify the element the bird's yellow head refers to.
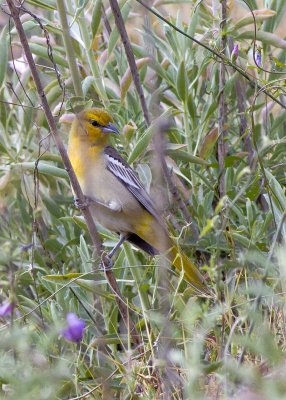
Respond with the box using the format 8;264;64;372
62;108;119;146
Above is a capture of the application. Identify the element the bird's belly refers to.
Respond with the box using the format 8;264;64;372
90;204;134;233
80;170;142;233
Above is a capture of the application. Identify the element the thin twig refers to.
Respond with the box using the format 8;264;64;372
217;0;228;361
7;0;141;348
218;0;228;197
109;0;150;125
153;121;197;236
228;38;254;167
101;2;112;35
236;81;254;164
8;18;34;107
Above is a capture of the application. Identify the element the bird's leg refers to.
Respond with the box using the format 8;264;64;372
100;234;129;270
108;234;129;258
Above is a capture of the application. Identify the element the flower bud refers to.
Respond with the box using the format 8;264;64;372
231;44;239;63
62;313;85;343
254;50;262;67
0;300;14;317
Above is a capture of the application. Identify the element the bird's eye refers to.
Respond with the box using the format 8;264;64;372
91;120;100;127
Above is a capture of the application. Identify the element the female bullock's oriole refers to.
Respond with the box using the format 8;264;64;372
62;108;209;295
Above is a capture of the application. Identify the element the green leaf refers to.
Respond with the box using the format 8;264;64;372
271;109;286;132
120;57;151;101
176;60;188;102
91;0;102;38
187;92;196;121
271;56;286;68
10;162;68;179
43;272;96;283
232;9;276;31
136;164;152;192
238;31;286;49
42;195;63;218
44;238;64;253
246;177;261;201
108;0;131;55
82;76;98;97
265;169;286;211
166;149;209;165
127;126;153;164
65;97;94;112
29;43;69;67
0;25;8;89
71;216;88;231
199;128;218;160
26;0;56;10
70;0;89;26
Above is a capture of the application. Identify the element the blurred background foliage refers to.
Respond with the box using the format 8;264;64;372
1;0;286;398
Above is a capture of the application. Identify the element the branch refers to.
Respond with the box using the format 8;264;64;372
218;0;228;197
109;0;150;125
153;121;198;238
7;0;141;348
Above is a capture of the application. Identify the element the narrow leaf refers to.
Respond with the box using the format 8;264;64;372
238;31;286;49
91;0;102;38
0;26;8;89
11;161;68;179
176;60;188;102
199;128;219;159
232;9;276;31
120;57;152;101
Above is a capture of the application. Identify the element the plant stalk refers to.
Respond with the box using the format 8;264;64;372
109;0;150;126
218;0;228;197
7;0;141;348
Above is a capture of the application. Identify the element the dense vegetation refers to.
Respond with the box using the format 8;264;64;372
1;0;286;398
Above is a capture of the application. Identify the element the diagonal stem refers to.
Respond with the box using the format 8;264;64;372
109;0;150;126
7;0;141;348
218;0;228;197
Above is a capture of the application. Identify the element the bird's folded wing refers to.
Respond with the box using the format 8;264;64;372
104;146;161;220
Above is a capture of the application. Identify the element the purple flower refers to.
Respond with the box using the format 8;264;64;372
254;50;262;67
0;301;14;317
62;313;85;343
231;44;239;62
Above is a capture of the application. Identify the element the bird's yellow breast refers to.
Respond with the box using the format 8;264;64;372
68;133;104;182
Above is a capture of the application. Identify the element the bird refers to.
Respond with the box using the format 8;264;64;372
61;108;209;296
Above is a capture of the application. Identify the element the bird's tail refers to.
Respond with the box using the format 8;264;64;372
134;215;211;296
168;245;210;296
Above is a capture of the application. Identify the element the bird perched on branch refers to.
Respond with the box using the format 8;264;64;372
61;108;209;296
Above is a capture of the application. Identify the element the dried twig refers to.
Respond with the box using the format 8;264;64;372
217;0;228;359
228;39;254;167
218;0;228;197
153;121;198;238
7;0;141;348
109;0;150;125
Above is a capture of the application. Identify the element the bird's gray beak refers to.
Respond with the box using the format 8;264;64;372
102;122;119;135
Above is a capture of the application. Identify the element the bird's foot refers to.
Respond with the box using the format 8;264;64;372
99;253;113;271
74;196;92;210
